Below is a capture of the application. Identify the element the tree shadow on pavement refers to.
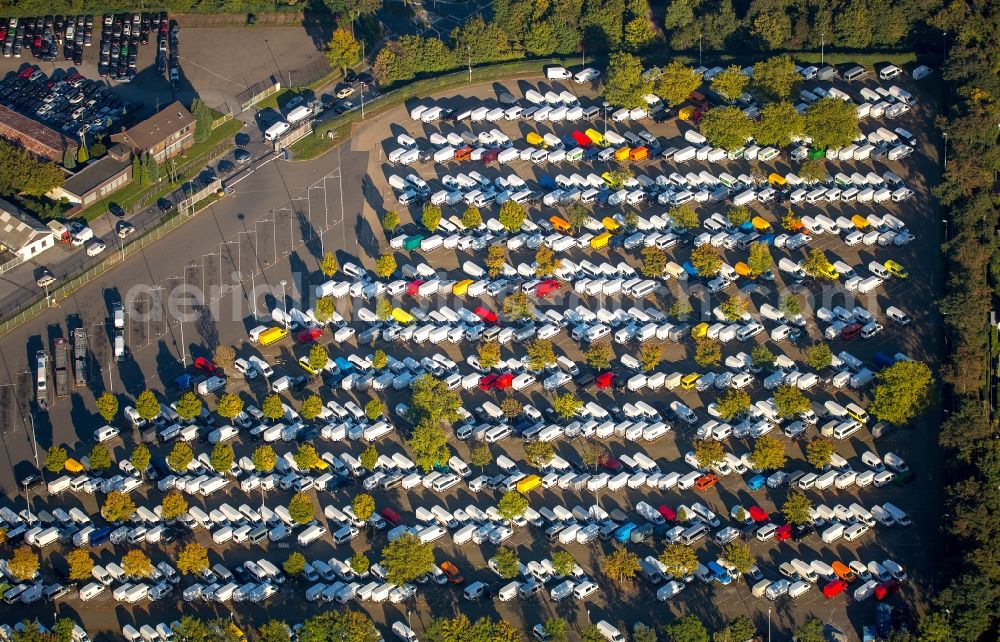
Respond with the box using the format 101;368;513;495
355;211;379;259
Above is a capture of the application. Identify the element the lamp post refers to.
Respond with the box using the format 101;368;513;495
943;132;948;169
360;82;366;120
279;279;288;329
767;607;771;642
603;106;608;136
466;45;472;84
821;32;825;65
698;34;703;68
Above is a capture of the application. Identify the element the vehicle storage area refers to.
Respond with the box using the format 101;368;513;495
0;60;942;641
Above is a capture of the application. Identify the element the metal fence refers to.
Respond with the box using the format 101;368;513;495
238;78;281;112
0;255;23;276
287;57;334;90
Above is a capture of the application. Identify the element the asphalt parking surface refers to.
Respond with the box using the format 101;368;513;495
0;68;944;641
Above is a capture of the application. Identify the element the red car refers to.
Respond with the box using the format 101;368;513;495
478;374;499;391
595;372;615;389
193;356;216;375
822;579;848;598
841;323;861;340
774;524;793;541
571;130;592;148
874;579;901;600
599;454;622;472
406;280;423;297
657;505;676;521
748;506;769;523
474;306;498;324
494;373;513;390
380;507;401;526
534;279;561;297
297;327;323;343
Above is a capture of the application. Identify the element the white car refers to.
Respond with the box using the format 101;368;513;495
86;239;107;256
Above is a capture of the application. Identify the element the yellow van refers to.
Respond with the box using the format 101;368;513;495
678;106;696;121
64;458;84;474
585;128;605;147
691;322;709;338
452;280;473;296
516;475;541;493
550;216;572;233
851;214;870;230
681;373;701;389
526;132;545;147
591;232;611;249
614;146;630;161
768;173;787;187
258;327;289;346
392;308;414;324
601;216;620;232
751;216;773;233
816;263;840;280
884;260;908;278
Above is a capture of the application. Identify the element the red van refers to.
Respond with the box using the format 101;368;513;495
599;454;622;472
474;306;498;324
380;507;401;526
194;356;217;375
406;280;423;297
478;374;499;391
657;505;676;521
774;524;793;541
596;372;615;389
494;373;513;390
571;130;592;148
841;323;861;340
535;280;560;297
748;506;769;523
874;580;901;600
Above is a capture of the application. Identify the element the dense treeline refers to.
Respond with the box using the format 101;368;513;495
932;0;1000;639
371;0;968;87
0;140;64;198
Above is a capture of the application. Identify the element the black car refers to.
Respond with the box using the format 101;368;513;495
344;69;357;83
108;202;124;217
19;473;42;491
233;148;251;164
157;198;173;213
791;524;814;541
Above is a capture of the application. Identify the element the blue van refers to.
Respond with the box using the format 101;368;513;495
874;352;895;369
89;526;113;546
747;474;767;490
334;357;352;372
613;522;638;543
682;261;699;276
706;561;732;585
539;175;557;190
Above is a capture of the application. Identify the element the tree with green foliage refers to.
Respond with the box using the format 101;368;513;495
602;168;633;191
409;420;451;473
53;619;75;642
360;444;378;471
793;619;825;642
534;244;560;278
209;442;234;473
526;339;556;371
122;549;153;577
752;55;800;101
161;490;188;521
485;245;507;278
694;336;722;367
694;439;725;469
500;397;522;419
690;244;722;276
307;344;328;374
801;341;832;369
288;492;315;525
668;202;699;229
715;388;751;420
350;552;370;576
711;65;749;101
774;385;809;418
551;550;576;577
352;493;376;522
802;248;836;279
782;491;813;525
601;544;641;582
89;443;112;472
714;616;756;642
751;11;791;50
252;444;277;473
552;392;583;419
372;349;388;370
67;548;94;581
96;392;119;422
364;398;383;421
798;158;827;183
720;294;748;321
460;206;482;229
300;395;323;421
603;52;653;109
176;543;209;576
45;445;68;473
130;444;151;477
565;202;590;231
638;343;662;372
64;146;77;170
375;252;396;278
659;543;698;579
750;434;786;470
216;393;243;420
262;394;284;421
498;200;527;232
751;345;775;370
665;615;709;642
806;438;836;470
314;297;335;325
381;210;400;233
497;491;529;523
727;205;751;227
382;533;435;585
871;361;934;426
641;245;667;278
175;391;202;422
747;241;772;277
283;551;306;576
655;61;703;107
581;627;605;642
135;390;160;421
166;441;193;472
700;106;754;151
805;98;860;150
469;444;493;473
257;621;291;642
755;102;805;147
670;299;693;320
102;491;136;522
623;16;655;51
502;290;534;321
723;542;755;575
319;251;340;277
524;441;555;467
586;341;614;369
294;443;320;470
422;203;442;232
492;546;520;579
477;340;500;371
375;298;391;321
8;546;39;582
325;28;361;73
781;294;802;320
190;99;214;143
543;618;569;642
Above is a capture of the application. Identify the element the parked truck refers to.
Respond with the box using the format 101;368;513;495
53;337;70;397
73;328;87;386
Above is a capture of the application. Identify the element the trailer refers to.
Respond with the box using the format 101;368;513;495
53;337;70;397
73;328;88;386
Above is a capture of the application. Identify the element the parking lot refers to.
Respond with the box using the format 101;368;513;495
0;61;944;641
